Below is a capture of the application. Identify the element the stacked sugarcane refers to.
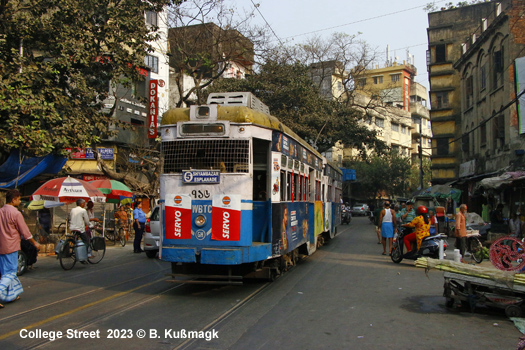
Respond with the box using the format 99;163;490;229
415;257;525;286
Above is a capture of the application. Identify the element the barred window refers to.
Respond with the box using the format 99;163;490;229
162;139;250;173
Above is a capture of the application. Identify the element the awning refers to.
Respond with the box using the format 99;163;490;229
0;150;67;189
417;182;462;202
476;171;525;189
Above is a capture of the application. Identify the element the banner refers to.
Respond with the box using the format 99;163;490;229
148;79;158;139
211;195;241;241
165;194;192;239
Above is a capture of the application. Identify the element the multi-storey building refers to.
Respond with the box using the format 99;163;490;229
427;1;498;184
453;0;525;210
355;61;432;163
310;61;413;165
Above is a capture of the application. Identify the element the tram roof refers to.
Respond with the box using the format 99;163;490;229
161;105;323;159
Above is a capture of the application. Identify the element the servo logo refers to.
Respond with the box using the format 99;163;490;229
174;195;182;204
222;196;231;206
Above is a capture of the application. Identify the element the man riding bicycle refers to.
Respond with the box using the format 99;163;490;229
69;199;92;259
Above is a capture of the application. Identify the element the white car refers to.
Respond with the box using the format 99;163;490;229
351;203;369;216
144;206;160;258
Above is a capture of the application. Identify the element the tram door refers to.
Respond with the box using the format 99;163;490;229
252;138;270;242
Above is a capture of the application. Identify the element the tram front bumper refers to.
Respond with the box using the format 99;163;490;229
162;243;272;265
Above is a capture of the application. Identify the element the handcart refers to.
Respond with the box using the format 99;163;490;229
444;271;525;317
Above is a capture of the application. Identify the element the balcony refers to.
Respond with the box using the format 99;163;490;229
410;102;429;118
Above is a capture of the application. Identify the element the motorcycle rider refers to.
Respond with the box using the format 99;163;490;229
401;205;430;252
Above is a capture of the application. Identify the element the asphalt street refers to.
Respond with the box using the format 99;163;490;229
0;217;522;350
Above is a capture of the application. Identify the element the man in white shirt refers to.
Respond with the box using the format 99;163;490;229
69;199;92;258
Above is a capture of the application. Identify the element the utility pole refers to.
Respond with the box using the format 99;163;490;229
419;117;424;190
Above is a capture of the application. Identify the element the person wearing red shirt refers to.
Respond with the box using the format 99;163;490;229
0;190;40;308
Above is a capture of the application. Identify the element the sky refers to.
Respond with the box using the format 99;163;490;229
241;0;447;93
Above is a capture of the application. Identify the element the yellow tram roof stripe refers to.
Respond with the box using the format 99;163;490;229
161;105;323;159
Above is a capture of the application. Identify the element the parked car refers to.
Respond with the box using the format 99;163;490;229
351;203;369;216
144;206;160;259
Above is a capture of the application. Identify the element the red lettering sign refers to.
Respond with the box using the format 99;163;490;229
211;195;241;241
148;80;158;139
165;206;191;239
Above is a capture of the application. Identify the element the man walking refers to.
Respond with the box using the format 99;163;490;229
0;190;40;307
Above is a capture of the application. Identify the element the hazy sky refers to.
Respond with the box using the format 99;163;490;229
244;0;446;92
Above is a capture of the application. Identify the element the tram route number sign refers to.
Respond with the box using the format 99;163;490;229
183;170;220;184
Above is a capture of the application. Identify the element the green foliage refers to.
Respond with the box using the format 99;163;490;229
206;60;387;154
345;150;411;200
0;0;177;157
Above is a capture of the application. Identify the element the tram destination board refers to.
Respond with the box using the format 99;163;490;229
183;170;220;184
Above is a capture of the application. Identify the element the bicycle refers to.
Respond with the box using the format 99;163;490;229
59;230;106;270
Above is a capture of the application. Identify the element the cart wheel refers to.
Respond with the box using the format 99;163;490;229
505;305;523;318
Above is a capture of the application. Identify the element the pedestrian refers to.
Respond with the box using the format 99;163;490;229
379;201;397;255
428;209;438;235
510;212;521;238
0;190;40;307
133;201;146;253
374;205;382;244
400;201;416;224
455;204;468;259
85;200;100;242
69;199;92;259
394;204;402;225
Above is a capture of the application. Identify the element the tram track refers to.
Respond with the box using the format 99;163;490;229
0;267;171;325
25;281;187;350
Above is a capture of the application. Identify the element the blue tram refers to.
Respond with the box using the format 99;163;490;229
159;92;342;282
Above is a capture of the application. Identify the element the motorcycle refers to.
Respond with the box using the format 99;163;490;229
391;227;447;263
341;208;352;224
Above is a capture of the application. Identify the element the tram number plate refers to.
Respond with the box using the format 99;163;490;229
183;170;220;184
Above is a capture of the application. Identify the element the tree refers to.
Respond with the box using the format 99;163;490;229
345;151;411;200
0;0;178;162
206;60;387;154
167;0;264;107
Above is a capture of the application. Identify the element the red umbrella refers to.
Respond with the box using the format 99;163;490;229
32;176;106;204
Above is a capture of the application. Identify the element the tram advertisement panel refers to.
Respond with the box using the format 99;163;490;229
271;153;280;202
271;203;308;255
165;194;192;240
314;201;324;236
211;195;241;241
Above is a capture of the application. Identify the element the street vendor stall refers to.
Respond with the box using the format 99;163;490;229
416;258;525;317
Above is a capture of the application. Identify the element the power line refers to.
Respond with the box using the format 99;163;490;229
275;1;448;41
250;0;284;46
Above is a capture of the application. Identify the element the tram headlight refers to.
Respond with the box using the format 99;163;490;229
195;215;206;227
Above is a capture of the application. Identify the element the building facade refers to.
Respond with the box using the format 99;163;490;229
453;0;525;211
427;1;500;184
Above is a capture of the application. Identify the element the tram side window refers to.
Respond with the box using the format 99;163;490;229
280;170;286;201
315;180;320;201
322;184;325;202
287;172;292;201
294;173;300;201
302;175;307;201
328;184;333;202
